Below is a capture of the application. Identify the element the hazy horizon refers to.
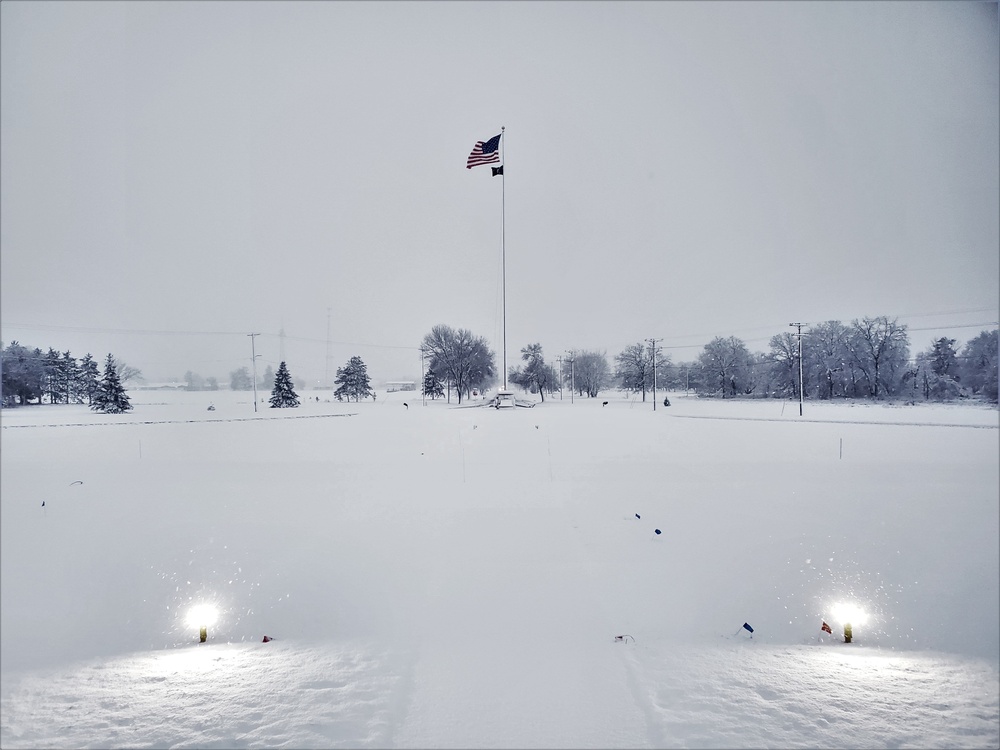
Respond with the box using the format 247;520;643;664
2;1;997;384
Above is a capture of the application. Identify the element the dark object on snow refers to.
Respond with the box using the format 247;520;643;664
614;634;635;643
663;397;671;407
602;401;608;407
403;402;408;409
262;635;274;643
635;513;640;519
654;528;661;535
70;480;83;486
207;404;216;411
41;501;45;507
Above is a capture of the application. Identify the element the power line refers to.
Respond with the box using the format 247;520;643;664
7;307;997;348
1;322;422;351
2;323;247;336
4;314;996;371
886;306;997;320
907;322;999;332
280;332;419;351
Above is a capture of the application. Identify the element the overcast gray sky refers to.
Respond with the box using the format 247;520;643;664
2;1;997;385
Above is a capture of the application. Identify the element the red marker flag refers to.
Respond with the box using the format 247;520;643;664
821;621;832;634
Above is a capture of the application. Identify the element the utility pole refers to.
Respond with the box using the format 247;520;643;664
556;356;563;400
789;322;805;416
420;347;426;407
248;333;261;413
648;338;662;410
564;351;575;404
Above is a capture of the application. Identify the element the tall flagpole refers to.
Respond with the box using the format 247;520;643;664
501;125;506;390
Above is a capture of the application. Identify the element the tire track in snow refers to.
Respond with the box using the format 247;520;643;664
669;414;997;429
1;413;357;429
619;645;667;748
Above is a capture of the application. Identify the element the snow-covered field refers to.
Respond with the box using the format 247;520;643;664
2;390;998;749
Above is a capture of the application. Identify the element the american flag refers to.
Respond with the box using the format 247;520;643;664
466;133;501;169
821;621;833;634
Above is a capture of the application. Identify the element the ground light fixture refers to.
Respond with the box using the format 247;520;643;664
830;601;869;643
186;603;220;643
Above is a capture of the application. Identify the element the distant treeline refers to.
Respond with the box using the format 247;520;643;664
666;320;997;403
4;317;997;408
511;317;997;404
1;341;145;408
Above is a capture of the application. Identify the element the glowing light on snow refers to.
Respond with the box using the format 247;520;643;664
831;601;869;626
186;603;219;630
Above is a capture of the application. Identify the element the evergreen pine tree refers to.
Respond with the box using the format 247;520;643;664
230;366;253;391
268;361;300;408
930;337;959;379
422;368;445;400
43;348;64;403
61;351;83;403
1;341;45;406
334;356;375;402
91;354;133;413
260;364;275;391
78;353;101;405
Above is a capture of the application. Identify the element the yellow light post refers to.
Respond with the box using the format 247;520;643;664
187;603;219;645
831;601;866;645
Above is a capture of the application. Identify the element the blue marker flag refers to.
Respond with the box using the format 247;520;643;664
742;622;754;634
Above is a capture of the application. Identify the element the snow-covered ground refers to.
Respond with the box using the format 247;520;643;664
1;390;998;749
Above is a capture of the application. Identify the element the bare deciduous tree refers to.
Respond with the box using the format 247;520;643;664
767;332;799;399
114;360;144;386
698;336;752;398
421;324;496;404
847;316;909;398
574;351;611;398
804;320;852;400
509;343;556;401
